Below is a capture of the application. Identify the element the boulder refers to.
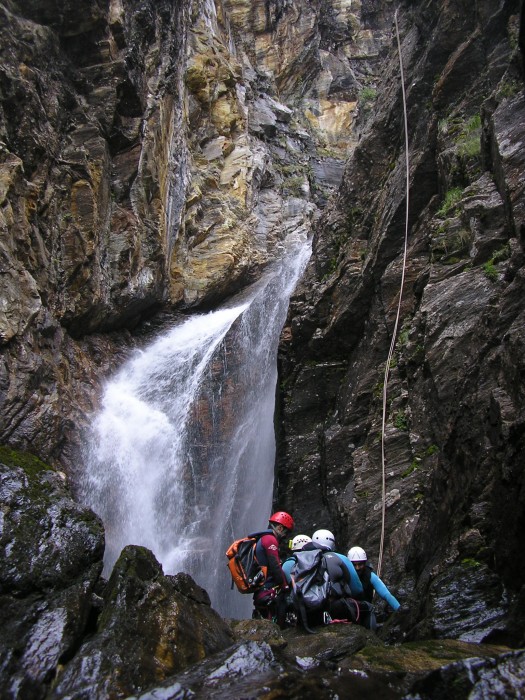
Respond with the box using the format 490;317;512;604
0;449;104;595
50;546;235;699
0;447;104;700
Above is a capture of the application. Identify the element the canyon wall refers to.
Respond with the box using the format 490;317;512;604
1;0;525;659
0;0;391;469
277;0;525;644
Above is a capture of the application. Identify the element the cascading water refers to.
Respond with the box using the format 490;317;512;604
80;235;311;618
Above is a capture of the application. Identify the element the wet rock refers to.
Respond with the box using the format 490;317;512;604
489;91;525;237
130;641;279;700
0;448;104;595
0;447;104;700
406;649;525;700
171;571;212;606
0;570;101;700
0;0;395;466
277;0;525;649
50;545;234;699
127;625;519;699
0;0;189;465
280;622;379;666
422;562;509;643
230;618;288;649
345;639;519;697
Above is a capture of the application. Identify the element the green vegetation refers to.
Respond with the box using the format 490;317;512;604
0;445;53;477
438;117;448;133
492;244;511;263
401;460;419;478
398;328;410;346
373;381;384;398
317;145;341;159
359;86;377;102
280;164;298;176
482;244;510;282
393;411;408;431
345;206;363;239
457;114;482;158
497;79;521;100
401;445;439;480
411;344;425;362
437;187;463;218
461;557;481;568
283;175;306;196
431;221;472;263
438;112;482;169
321;257;338;280
458;133;481;158
482;260;498;281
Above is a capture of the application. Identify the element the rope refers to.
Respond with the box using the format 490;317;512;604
377;7;410;578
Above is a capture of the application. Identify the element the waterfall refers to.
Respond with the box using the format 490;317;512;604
80;235;311;618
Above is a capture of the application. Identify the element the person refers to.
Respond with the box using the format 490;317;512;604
282;534;312;584
283;530;363;595
252;511;294;627
291;533;312;551
288;529;363;627
348;546;400;613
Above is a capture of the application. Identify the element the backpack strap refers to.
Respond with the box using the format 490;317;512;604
290;574;317;634
343;597;359;623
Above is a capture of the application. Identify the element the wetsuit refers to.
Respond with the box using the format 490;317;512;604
252;529;288;625
333;552;364;596
355;565;400;610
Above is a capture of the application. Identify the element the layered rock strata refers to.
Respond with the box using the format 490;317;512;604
0;0;391;468
277;0;525;645
1;0;524;663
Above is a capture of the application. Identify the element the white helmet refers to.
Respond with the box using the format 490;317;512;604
348;546;367;562
291;534;312;551
312;529;336;551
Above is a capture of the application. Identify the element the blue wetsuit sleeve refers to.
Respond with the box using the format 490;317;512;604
282;558;294;585
370;572;400;610
336;553;363;595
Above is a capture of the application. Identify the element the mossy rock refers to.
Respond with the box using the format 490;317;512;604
0;456;104;595
348;638;511;675
0;444;54;477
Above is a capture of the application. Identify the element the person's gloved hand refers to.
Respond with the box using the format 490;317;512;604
397;604;410;615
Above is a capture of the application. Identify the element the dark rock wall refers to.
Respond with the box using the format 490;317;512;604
277;0;525;642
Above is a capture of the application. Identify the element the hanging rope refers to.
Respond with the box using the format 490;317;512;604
377;7;410;578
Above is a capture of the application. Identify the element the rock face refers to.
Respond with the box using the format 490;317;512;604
0;0;392;467
1;0;525;686
0;0;190;466
0;448;104;699
119;622;524;699
49;548;234;699
0;448;234;699
277;0;525;646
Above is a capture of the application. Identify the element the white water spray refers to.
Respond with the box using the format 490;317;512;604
80;236;311;617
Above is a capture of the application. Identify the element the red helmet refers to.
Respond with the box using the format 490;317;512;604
269;511;294;531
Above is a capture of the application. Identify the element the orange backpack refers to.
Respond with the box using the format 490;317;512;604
226;533;268;594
